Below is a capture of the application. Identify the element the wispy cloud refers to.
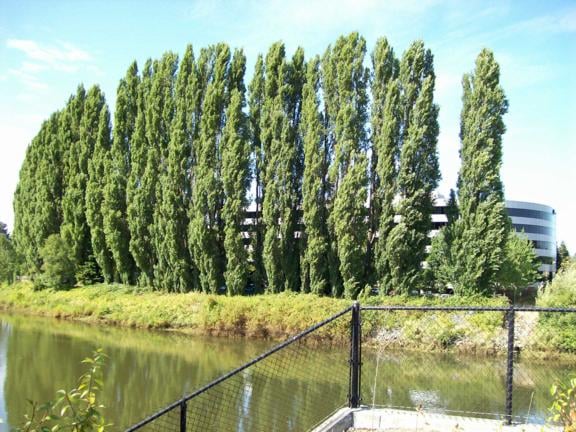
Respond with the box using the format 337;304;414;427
7;39;92;64
508;6;576;34
6;39;96;90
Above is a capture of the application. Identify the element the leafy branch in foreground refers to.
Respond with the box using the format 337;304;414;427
14;349;110;432
549;375;576;431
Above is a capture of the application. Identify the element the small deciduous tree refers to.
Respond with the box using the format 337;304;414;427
0;232;19;283
496;232;539;294
558;241;572;271
35;234;75;290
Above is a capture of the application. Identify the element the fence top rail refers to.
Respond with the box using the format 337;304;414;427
361;305;576;313
125;304;354;432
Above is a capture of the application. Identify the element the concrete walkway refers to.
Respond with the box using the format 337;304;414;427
312;407;562;432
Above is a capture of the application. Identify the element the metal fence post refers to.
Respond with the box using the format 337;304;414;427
180;400;187;432
349;301;362;408
505;306;515;425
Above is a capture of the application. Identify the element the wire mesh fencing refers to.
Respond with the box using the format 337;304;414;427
360;306;576;426
126;306;353;432
126;304;576;431
511;309;576;424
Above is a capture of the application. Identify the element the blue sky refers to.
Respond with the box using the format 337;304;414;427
1;0;575;250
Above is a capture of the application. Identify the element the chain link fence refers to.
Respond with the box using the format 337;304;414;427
360;306;576;425
126;306;353;432
126;304;576;431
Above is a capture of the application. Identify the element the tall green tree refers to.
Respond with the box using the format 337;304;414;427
221;89;250;295
366;38;399;283
189;44;230;293
451;49;509;295
260;42;287;293
369;38;399;288
103;62;139;285
12;135;39;272
322;33;370;297
373;79;401;292
333;155;369;299
386;41;440;295
61;85;104;278
149;52;179;288
13;112;64;273
86;104;115;282
127;59;155;285
300;57;330;295
154;46;196;292
261;42;303;293
248;54;266;292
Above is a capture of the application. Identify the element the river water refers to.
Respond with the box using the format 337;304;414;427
0;312;572;431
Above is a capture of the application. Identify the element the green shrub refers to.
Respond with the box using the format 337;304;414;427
538;261;576;307
75;255;103;286
34;234;76;290
533;262;576;353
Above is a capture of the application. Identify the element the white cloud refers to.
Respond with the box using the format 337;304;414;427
6;39;95;91
7;68;49;90
508;7;576;34
6;39;92;64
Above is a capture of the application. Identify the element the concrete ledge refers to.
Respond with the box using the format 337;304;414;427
313;407;562;432
311;407;354;432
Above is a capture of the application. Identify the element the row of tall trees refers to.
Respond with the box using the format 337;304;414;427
12;34;522;297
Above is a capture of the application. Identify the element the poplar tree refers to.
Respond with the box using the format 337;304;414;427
373;80;401;292
370;38;400;290
261;42;302;293
127;60;155;285
13;132;39;271
13;114;63;273
248;54;266;292
300;57;330;295
62;85;106;280
189;44;230;293
451;49;509;295
386;41;440;294
260;42;286;293
286;47;306;292
60;85;89;269
149;52;179;288
86;104;115;282
221;89;250;295
322;33;370;298
154;46;195;292
103;62;139;285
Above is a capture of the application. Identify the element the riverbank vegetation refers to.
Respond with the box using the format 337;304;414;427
0;281;531;352
1;32;544;300
1;264;575;353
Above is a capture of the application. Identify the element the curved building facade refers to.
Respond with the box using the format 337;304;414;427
505;200;556;275
430;197;557;275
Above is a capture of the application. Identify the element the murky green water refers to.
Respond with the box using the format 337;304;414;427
0;312;573;431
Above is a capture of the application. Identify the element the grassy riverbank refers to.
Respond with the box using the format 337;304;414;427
3;278;576;355
0;282;507;345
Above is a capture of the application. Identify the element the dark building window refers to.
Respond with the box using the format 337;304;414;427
507;208;555;221
531;240;554;250
513;224;554;236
